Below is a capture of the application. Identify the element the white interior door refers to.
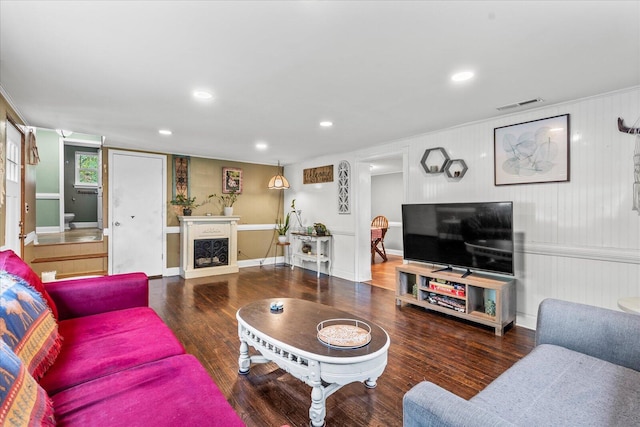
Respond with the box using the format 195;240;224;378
4;122;22;254
109;150;166;276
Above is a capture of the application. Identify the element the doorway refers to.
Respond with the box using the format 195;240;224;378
62;138;103;232
354;148;408;284
33;128;104;239
369;155;405;290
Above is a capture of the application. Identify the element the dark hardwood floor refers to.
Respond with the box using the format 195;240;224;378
149;264;535;427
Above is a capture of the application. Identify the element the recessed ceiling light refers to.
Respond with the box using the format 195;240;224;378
158;129;172;135
320;121;333;128
451;71;474;82
255;142;268;150
193;90;213;100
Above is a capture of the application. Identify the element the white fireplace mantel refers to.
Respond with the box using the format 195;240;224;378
178;215;240;279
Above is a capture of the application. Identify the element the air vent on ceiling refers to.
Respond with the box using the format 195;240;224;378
496;98;544;111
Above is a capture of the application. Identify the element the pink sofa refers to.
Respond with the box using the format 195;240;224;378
0;250;244;426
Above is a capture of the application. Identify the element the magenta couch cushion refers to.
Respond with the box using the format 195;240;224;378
0;249;58;319
39;307;185;395
45;273;148;320
52;354;245;426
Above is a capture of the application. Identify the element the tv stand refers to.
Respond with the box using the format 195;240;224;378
396;263;516;336
431;265;453;273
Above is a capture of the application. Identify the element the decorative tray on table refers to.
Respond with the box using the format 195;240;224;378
317;318;372;349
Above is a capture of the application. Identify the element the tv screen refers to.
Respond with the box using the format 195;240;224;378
402;201;514;276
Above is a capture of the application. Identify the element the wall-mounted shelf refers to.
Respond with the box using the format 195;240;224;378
420;147;468;180
420;147;450;174
444;159;468;179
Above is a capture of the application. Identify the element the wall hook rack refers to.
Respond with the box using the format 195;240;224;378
617;117;640;134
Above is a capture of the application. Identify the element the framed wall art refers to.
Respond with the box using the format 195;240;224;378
494;114;570;186
222;167;242;193
173;155;190;198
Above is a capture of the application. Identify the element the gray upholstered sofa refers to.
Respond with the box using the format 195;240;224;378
403;298;640;426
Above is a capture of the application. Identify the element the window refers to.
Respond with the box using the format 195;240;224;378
75;151;99;187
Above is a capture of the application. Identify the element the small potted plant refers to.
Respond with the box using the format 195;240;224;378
313;222;328;236
170;194;211;216
212;190;239;216
275;212;291;243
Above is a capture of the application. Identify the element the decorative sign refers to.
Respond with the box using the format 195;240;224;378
303;165;334;184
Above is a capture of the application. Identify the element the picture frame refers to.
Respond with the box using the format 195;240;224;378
222;167;242;194
494;114;570;186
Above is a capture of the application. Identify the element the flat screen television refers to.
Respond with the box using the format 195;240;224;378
402;201;514;276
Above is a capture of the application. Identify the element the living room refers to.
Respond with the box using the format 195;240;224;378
1;1;640;426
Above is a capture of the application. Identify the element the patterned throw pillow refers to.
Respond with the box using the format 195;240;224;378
0;341;55;426
0;271;61;380
0;249;58;319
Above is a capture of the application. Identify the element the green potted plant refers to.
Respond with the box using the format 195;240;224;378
170;194;212;216
275;212;291;243
212;190;239;216
313;222;328;236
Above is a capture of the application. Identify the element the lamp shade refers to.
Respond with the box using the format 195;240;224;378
268;161;290;190
268;173;290;189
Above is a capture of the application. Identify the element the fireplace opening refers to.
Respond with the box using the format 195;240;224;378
194;238;229;269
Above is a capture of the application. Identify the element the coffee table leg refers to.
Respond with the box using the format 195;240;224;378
309;382;326;427
238;340;251;374
364;377;378;389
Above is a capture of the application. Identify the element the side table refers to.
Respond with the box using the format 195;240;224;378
275;241;290;266
290;233;332;277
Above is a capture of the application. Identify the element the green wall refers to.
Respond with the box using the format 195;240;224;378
35;129;60;227
35;129;60;193
64;146;98;222
36;199;60;226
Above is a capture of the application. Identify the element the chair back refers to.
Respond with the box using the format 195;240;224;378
371;216;389;237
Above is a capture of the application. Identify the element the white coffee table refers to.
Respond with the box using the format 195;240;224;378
237;298;390;427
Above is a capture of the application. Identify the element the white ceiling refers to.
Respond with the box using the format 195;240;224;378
1;1;639;166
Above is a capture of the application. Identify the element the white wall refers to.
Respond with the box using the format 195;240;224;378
286;87;640;329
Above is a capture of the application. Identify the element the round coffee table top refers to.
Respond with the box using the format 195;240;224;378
237;298;389;358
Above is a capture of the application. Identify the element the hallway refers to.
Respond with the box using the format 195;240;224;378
367;254;403;291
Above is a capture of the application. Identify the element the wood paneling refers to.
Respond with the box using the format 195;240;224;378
149;265;535;427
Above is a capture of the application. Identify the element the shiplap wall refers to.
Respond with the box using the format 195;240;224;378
286;87;640;329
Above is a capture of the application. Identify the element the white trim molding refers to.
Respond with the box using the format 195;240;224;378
518;241;640;265
36;193;61;200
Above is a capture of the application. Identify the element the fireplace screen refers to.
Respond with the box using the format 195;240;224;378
194;238;229;268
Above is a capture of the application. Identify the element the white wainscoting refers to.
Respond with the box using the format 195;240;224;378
284;86;640;330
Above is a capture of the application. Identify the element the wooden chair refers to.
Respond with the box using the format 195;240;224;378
371;215;389;263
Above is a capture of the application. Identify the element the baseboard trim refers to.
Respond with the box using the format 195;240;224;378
36;226;62;234
164;257;282;276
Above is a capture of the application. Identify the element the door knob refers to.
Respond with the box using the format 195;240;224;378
114;221;121;226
